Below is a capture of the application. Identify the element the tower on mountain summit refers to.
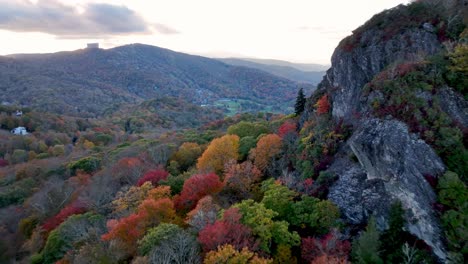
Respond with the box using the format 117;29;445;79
86;43;99;49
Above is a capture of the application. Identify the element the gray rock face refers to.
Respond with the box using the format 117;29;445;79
328;118;446;260
328;148;389;225
326;28;441;119
438;86;468;127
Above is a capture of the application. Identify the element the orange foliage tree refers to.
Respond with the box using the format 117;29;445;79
197;135;239;174
137;197;179;226
102;213;146;254
316;94;331;115
102;192;179;254
250;134;282;172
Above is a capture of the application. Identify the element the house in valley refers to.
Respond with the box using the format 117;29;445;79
11;127;28;135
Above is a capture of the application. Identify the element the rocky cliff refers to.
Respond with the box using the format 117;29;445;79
303;1;467;261
326;27;441;119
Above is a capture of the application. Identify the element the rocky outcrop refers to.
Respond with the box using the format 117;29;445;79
306;3;468;262
328;119;446;260
324;28;441;119
327;148;388;226
438;86;468;127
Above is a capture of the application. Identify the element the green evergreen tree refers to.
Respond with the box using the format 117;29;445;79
294;88;306;116
352;216;383;264
381;201;406;263
437;171;468;256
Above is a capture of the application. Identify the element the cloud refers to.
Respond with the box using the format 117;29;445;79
0;0;177;38
152;23;179;35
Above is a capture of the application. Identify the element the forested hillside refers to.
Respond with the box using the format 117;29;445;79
0;0;466;263
1;44;314;117
218;58;326;85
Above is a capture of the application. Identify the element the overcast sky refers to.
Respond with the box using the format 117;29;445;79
0;0;411;64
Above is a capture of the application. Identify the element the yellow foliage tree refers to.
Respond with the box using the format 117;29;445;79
273;244;297;264
112;182;154;215
449;44;468;74
171;142;203;172
250;134;282;172
83;140;95;149
197;135;239;175
204;244;272;264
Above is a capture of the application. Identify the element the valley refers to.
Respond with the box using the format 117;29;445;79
0;0;467;264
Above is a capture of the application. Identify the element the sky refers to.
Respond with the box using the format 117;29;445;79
0;0;411;65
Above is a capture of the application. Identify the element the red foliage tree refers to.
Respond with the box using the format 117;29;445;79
316;95;330;115
198;208;258;253
278;121;297;138
301;230;351;263
0;158;8;167
42;201;87;232
175;173;223;211
302;178;314;195
137;169;169;187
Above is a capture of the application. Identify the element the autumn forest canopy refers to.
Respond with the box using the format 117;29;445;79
0;0;467;263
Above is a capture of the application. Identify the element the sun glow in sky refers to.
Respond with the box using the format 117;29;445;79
0;0;411;64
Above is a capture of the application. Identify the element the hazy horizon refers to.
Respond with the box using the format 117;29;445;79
0;0;410;64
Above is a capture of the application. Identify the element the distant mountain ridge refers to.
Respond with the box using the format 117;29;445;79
218;58;327;85
227;58;329;71
1;44;314;117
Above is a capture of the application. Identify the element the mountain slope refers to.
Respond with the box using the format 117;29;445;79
218;58;326;84
298;1;467;261
231;58;329;71
3;44;314;117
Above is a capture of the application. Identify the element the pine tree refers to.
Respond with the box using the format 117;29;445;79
381;201;406;263
294;88;306;116
352;216;383;264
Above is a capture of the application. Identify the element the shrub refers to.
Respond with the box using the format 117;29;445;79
68;156;101;174
11;149;28;164
19;216;39;238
